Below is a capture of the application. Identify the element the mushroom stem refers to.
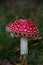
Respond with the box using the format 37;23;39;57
20;37;28;55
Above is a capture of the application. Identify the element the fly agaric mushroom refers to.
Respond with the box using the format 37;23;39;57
6;19;41;61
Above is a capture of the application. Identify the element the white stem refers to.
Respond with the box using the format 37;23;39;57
20;37;28;55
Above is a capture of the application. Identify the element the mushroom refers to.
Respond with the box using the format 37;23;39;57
6;19;40;62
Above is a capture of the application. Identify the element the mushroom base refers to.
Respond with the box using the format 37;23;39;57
20;54;28;65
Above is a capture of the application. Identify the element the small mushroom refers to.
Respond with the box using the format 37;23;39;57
6;19;41;62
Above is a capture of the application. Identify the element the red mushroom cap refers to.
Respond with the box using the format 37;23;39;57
6;19;39;38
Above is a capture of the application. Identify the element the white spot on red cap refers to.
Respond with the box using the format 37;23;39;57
28;30;30;33
24;29;27;32
30;28;32;30
23;25;26;28
18;25;20;27
16;28;18;30
34;27;36;29
28;27;29;29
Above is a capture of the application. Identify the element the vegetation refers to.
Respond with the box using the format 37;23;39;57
0;0;43;65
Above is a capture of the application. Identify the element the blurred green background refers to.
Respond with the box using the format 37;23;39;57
0;0;43;65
